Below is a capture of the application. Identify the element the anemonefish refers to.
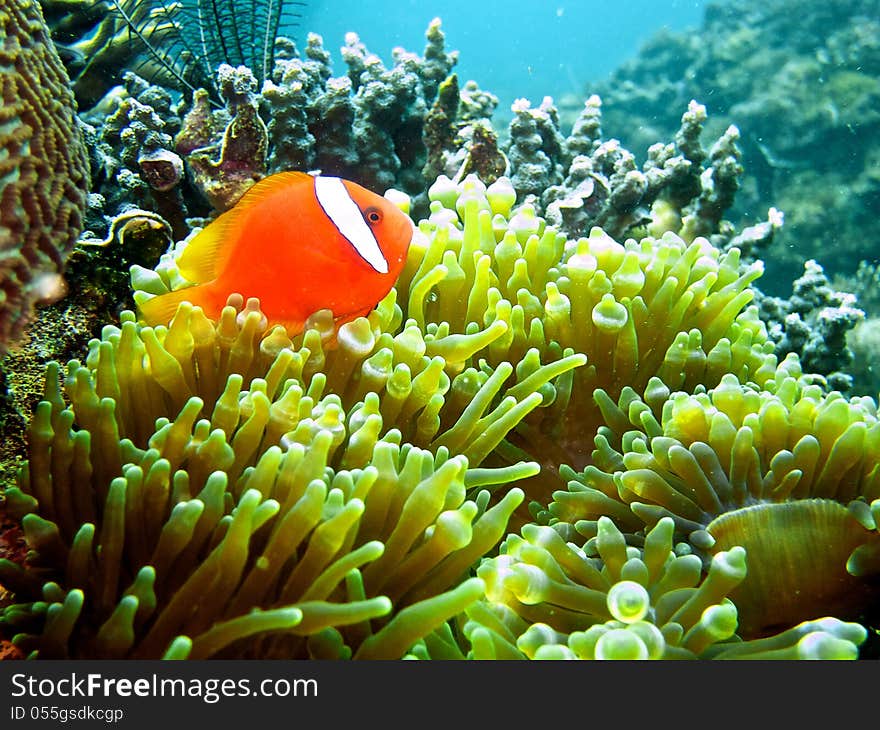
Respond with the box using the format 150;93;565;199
138;171;414;334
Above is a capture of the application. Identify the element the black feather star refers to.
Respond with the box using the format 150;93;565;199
110;0;307;101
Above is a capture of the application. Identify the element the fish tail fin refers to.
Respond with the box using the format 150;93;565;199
138;286;210;327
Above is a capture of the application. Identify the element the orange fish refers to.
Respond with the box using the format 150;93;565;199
139;171;414;333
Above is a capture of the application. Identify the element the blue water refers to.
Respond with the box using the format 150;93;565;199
295;1;705;112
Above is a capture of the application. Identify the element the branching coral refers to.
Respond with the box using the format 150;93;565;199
93;72;184;212
512;98;747;248
409;517;866;659
71;69;194;285
755;259;864;392
0;297;548;658
260;19;458;196
507;97;565;199
550;366;880;636
591;0;880;287
76;15;751;250
0;0;90;350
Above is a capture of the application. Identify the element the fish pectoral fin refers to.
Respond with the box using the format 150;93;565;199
138;286;207;327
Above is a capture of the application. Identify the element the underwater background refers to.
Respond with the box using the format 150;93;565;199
299;1;707;113
0;0;878;660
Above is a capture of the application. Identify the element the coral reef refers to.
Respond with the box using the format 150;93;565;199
76;16;755;244
74;17;477;219
259;19;458;197
755;260;864;392
0;0;90;350
3;10;879;661
181;65;268;211
49;0;306;109
589;0;880;290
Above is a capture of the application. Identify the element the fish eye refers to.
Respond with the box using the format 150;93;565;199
365;207;383;224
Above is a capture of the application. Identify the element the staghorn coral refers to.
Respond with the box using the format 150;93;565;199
71;16;767;264
0;0;90;350
549;364;880;636
0;294;553;658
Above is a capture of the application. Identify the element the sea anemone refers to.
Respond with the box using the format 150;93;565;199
550;367;880;636
0;298;551;658
411;516;866;659
391;174;776;507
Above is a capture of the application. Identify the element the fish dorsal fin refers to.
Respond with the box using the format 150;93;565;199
177;172;314;283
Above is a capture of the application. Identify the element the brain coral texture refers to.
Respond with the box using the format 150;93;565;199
0;0;90;349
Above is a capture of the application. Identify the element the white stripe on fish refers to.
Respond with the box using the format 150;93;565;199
314;176;389;273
